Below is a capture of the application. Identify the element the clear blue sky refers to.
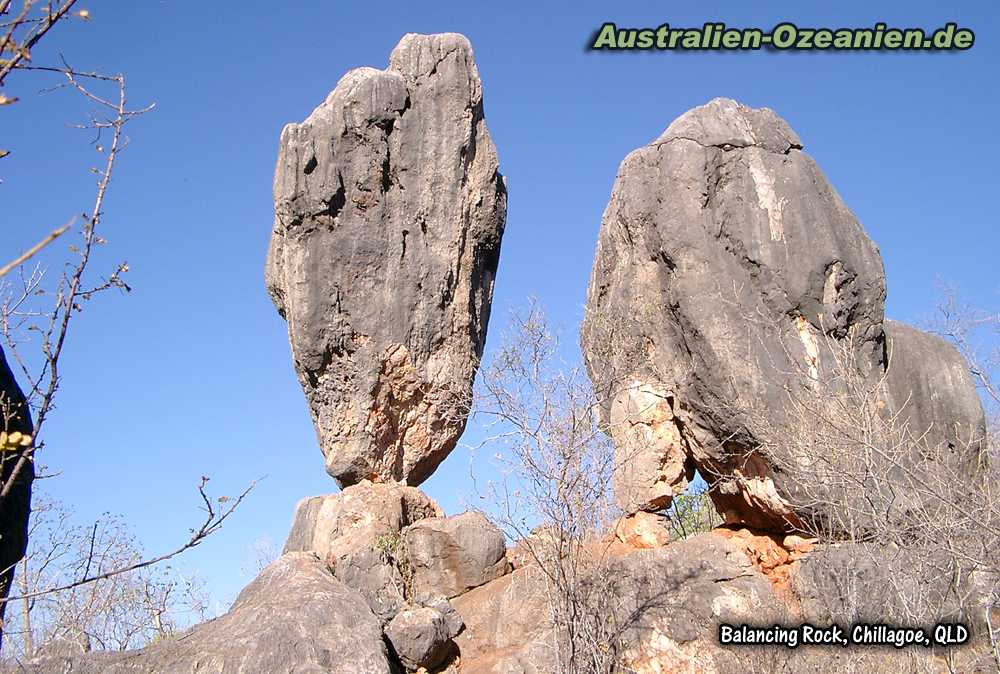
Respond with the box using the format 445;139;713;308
5;1;998;607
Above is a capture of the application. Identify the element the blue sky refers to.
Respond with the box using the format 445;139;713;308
4;1;998;607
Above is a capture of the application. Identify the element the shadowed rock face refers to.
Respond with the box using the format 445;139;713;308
581;98;986;530
882;320;987;456
266;32;506;487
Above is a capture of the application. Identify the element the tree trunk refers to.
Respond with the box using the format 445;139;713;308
19;557;33;657
0;346;35;653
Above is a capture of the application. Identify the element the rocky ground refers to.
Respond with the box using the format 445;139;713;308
21;488;996;672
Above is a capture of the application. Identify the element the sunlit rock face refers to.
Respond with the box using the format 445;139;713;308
581;98;985;531
266;33;506;487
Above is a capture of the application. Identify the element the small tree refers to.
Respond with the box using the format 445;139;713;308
1;494;212;663
0;3;255;651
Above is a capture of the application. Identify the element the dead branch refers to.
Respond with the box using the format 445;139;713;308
0;224;70;280
2;478;258;605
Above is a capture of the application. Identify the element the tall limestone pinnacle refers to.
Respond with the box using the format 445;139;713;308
581;97;986;530
266;33;507;487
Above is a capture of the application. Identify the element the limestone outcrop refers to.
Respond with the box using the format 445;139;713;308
266;32;506;487
580;97;987;530
23;553;393;674
454;530;797;673
283;480;443;620
403;511;510;600
28;488;973;673
21;33;995;670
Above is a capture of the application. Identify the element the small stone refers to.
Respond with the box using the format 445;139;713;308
385;605;456;671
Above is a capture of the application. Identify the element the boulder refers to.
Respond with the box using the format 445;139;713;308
385;604;461;671
580;97;986;530
0;346;33;644
882;319;987;458
403;511;510;600
23;553;393;673
265;32;506;487
283;481;442;620
454;532;796;673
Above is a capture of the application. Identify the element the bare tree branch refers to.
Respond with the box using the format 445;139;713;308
2;478;258;605
0;224;70;280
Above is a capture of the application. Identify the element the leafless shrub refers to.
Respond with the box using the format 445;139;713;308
715;300;1000;670
930;288;1000;671
471;302;627;673
241;536;279;580
933;286;1000;451
471;302;722;673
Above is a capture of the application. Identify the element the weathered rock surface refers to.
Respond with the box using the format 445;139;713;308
266;32;506;488
449;526;967;673
613;510;673;549
454;531;795;673
883;319;987;458
452;565;554;673
283;480;442;620
791;539;990;630
403;511;510;600
23;553;392;673
612;532;798;672
385;603;462;671
0;346;33;643
581;97;986;529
